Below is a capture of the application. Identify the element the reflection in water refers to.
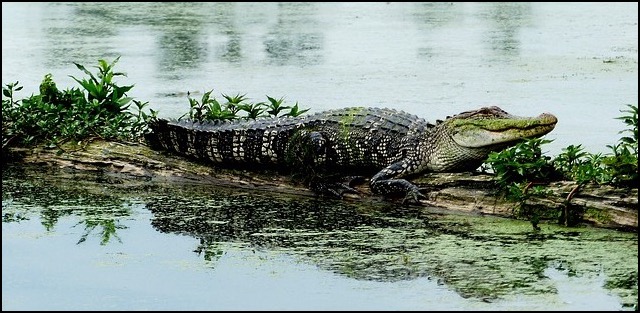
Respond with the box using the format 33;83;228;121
413;2;462;29
480;2;533;58
264;2;323;66
41;3;122;68
40;3;211;76
2;166;133;245
38;2;324;76
210;2;242;63
411;2;463;59
411;2;532;61
144;183;637;303
220;35;242;63
2;165;638;308
147;3;209;73
157;29;207;73
35;2;533;73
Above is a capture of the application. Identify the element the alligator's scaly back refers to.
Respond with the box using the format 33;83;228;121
147;107;426;170
146;106;557;202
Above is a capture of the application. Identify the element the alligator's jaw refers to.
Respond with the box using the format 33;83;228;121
449;111;558;149
420;107;558;172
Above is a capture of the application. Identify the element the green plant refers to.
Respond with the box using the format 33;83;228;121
70;56;134;115
553;144;588;179
265;96;289;117
601;104;638;187
236;102;267;119
284;102;310;117
601;143;638;187
485;138;558;189
221;93;248;115
570;153;610;185
614;104;638;151
2;81;25;149
485;138;564;228
2;57;156;154
181;90;236;122
551;105;638;187
180;90;309;122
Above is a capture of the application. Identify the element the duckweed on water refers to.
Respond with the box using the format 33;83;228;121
3;165;637;308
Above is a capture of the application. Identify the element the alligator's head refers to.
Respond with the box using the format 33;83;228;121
446;106;557;148
425;106;557;172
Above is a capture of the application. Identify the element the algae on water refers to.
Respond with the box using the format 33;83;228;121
2;165;638;309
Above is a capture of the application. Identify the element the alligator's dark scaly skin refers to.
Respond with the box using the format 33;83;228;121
146;106;557;202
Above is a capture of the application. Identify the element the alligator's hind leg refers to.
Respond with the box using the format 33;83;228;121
286;130;359;199
370;161;426;204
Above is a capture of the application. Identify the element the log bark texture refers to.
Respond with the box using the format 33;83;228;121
5;140;637;231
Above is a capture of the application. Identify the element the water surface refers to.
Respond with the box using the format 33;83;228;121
2;2;638;311
2;166;638;310
2;2;638;154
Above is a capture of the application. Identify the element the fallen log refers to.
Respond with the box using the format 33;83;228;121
4;140;637;231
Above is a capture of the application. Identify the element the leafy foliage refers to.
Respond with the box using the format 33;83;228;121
485;138;561;228
484;104;638;227
552;105;638;187
487;105;638;190
601;104;638;187
2;57;156;152
69;57;134;114
180;90;309;122
485;138;559;189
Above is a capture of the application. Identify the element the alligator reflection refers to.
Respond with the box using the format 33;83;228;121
147;191;434;270
2;165;637;306
147;192;465;258
143;187;638;305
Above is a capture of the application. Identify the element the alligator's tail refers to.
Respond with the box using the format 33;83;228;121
144;118;170;151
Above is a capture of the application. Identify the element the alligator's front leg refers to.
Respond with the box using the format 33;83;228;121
286;130;359;198
370;161;426;203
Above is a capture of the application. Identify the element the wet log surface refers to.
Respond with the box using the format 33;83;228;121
5;140;637;232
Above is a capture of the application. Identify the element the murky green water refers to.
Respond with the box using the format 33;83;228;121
2;165;637;310
2;2;638;310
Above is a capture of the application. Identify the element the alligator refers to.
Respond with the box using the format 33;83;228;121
146;106;557;202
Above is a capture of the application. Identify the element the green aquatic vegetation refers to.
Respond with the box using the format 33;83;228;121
614;104;638;149
180;91;309;122
553;144;589;180
181;89;237;122
284;101;310;117
69;57;134;115
484;138;561;228
554;104;637;187
551;105;637;187
2;57;157;152
484;104;638;227
485;138;559;189
265;95;288;117
3;165;637;308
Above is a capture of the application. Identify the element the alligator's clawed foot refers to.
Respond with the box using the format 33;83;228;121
401;187;428;205
309;180;360;199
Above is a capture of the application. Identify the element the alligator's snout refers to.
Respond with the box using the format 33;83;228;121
538;113;558;126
